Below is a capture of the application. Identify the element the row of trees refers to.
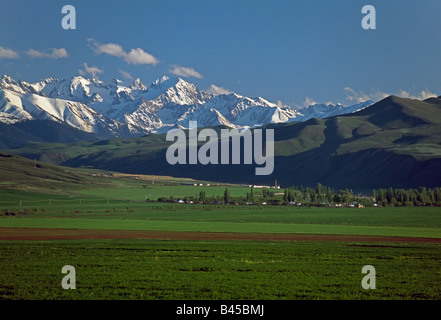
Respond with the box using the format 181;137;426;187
157;184;358;206
157;183;441;207
282;184;376;206
284;184;441;207
283;184;344;204
157;187;283;205
374;187;441;207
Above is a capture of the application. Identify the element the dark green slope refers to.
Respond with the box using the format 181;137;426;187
271;96;441;189
346;95;441;129
0;120;102;149
0;152;110;191
0;119;147;149
3;96;441;191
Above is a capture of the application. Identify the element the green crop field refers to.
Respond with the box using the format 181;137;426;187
1;240;440;300
1;185;441;300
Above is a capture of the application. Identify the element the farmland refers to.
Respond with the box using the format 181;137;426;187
1;239;441;300
1;182;441;300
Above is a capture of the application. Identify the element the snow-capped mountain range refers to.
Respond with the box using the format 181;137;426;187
0;74;373;137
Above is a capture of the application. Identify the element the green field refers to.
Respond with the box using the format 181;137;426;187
74;184;254;201
1;186;441;237
1;240;441;300
2;216;441;239
1;185;441;300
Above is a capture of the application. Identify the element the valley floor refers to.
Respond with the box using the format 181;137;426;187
1;187;440;301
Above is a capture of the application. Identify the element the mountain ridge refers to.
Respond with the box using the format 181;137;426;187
0;74;374;143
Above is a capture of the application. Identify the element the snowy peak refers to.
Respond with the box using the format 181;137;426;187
149;75;172;87
0;76;143;137
297;100;373;121
148;75;180;93
1;74;27;94
162;78;207;105
130;78;147;91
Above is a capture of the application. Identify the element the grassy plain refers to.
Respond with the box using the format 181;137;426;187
1;182;441;300
1;239;441;300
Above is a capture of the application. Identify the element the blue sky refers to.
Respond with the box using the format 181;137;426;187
0;0;440;107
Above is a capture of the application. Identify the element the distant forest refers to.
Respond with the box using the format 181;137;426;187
373;186;441;207
284;184;441;207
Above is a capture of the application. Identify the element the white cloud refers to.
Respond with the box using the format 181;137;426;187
419;89;437;99
397;89;437;100
89;40;126;57
277;100;292;109
119;69;133;80
344;86;438;104
168;65;203;79
297;87;438;110
344;87;372;103
26;48;69;59
344;87;388;104
397;90;411;98
0;46;19;59
124;48;159;65
88;39;159;65
207;84;232;95
78;63;104;79
303;96;318;107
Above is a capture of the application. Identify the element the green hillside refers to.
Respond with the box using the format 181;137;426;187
0;120;106;149
0;153;117;192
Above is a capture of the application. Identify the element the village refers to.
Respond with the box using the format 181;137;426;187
157;181;377;208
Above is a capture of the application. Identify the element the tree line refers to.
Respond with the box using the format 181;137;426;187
373;187;441;207
284;184;441;207
156;183;441;207
283;184;351;205
157;187;284;205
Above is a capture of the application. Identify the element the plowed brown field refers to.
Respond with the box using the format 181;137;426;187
1;227;441;243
